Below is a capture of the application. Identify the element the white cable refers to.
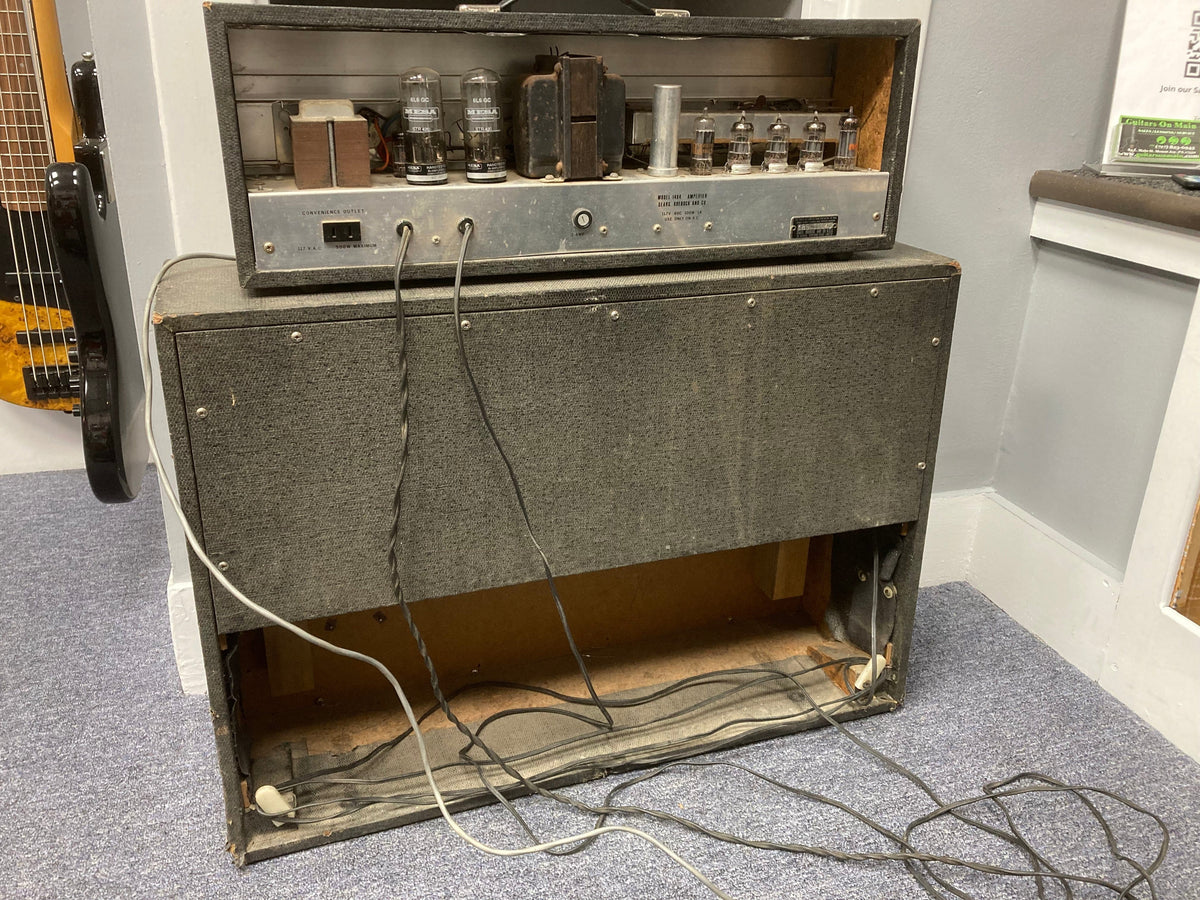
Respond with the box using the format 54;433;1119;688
141;254;732;900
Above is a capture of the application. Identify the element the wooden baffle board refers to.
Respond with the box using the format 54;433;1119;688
153;246;959;863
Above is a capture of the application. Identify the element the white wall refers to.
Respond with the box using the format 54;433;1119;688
897;0;1125;491
996;246;1195;571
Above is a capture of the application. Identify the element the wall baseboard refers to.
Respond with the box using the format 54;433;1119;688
167;571;207;695
969;492;1122;680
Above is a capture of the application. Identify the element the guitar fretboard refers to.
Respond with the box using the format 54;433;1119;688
0;0;53;212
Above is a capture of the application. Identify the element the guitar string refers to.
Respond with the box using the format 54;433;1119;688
0;2;52;386
0;2;55;382
18;0;74;384
0;1;39;378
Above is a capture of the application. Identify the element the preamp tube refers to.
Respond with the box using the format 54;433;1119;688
725;113;753;175
690;109;715;176
461;68;506;182
400;67;448;185
762;116;790;173
834;107;860;171
800;113;826;172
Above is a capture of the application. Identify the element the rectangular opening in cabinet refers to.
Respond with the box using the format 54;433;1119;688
225;525;908;862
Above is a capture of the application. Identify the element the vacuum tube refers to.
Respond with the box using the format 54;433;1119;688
725;113;753;175
762;116;790;173
461;68;506;183
399;67;447;185
834;107;860;171
800;112;826;172
690;109;715;176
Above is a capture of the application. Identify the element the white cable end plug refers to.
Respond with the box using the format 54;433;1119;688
853;654;889;691
255;785;297;826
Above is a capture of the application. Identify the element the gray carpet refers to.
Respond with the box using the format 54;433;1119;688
1;468;1198;900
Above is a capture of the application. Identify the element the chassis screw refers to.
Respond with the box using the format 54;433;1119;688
432;235;441;245
872;211;881;221
598;225;609;235
653;223;662;233
263;242;275;253
704;221;713;231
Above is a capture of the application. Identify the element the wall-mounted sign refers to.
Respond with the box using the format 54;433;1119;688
1102;1;1200;172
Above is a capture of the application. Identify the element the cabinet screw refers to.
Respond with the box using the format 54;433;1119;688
746;298;756;308
653;223;662;233
598;225;609;235
217;561;229;572
883;584;897;600
704;221;713;231
195;407;208;419
290;331;303;343
869;288;879;298
610;310;621;321
263;242;275;253
460;319;471;331
432;235;441;245
916;461;927;471
872;212;881;221
932;337;941;346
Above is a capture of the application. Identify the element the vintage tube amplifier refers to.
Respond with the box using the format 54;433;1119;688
205;5;919;287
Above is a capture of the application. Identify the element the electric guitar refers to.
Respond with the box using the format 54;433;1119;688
0;0;144;501
47;54;146;503
0;0;77;415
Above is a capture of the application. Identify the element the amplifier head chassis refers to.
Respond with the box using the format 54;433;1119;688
205;5;920;287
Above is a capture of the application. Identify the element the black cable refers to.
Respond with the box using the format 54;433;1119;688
347;219;1170;899
617;0;658;14
447;219;613;727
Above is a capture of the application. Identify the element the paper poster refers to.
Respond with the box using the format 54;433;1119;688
1104;1;1200;165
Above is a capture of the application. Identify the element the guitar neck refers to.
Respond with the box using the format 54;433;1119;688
0;0;56;212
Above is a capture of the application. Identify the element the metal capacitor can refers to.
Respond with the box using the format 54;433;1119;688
462;67;506;182
834;107;860;171
647;84;682;177
725;113;753;175
399;67;448;185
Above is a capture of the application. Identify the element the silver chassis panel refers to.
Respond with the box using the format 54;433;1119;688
247;168;889;277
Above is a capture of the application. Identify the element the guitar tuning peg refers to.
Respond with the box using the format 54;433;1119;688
67;347;78;364
72;403;81;417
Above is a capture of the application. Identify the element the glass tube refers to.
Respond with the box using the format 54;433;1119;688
762;116;790;173
800;112;826;172
690;110;715;176
399;67;447;185
834;107;860;171
461;68;506;182
725;113;753;175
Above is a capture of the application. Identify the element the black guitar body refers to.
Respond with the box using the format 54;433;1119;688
46;162;144;502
